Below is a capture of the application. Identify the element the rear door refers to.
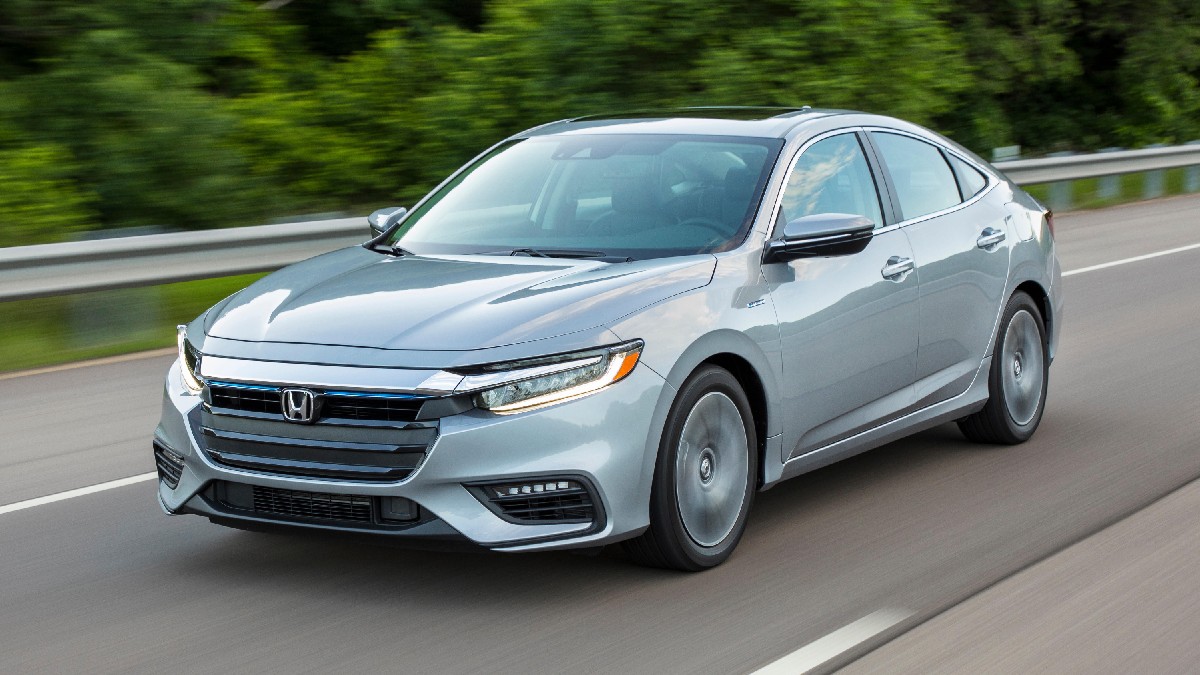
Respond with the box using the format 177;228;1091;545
867;131;1011;407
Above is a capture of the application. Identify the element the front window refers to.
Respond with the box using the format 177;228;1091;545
389;134;782;260
778;133;884;228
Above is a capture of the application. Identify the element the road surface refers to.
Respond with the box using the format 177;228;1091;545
1;195;1198;673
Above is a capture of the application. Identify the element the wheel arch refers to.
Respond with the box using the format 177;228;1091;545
645;329;781;492
1013;279;1053;360
699;353;770;488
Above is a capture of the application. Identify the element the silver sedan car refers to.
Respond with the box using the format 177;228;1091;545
157;108;1062;570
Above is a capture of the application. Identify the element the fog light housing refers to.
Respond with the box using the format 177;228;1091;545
153;441;185;489
466;477;598;525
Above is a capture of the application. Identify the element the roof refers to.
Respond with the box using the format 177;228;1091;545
516;107;856;139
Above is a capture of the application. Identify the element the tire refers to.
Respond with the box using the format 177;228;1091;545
958;291;1048;444
624;365;757;571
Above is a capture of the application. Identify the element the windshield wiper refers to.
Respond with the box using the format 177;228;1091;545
506;248;611;259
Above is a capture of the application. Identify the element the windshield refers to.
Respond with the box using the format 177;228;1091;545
389;134;783;260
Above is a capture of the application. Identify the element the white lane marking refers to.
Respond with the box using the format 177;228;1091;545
0;473;157;516
1063;241;1200;277
753;608;913;674
0;347;176;381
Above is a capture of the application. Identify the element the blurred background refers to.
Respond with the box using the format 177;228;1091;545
2;0;1199;370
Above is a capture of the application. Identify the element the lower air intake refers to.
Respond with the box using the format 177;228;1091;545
249;485;374;523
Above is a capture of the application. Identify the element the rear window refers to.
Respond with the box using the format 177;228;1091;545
870;132;961;221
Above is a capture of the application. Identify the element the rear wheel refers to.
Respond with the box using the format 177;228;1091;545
624;365;757;571
959;291;1048;444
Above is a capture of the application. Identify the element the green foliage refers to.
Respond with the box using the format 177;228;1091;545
0;0;1197;246
0;139;94;247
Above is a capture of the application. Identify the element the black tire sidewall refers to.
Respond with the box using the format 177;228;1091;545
649;365;757;569
989;292;1049;441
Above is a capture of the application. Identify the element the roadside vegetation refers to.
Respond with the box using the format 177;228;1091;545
1;0;1198;373
1;0;1198;247
0;274;265;372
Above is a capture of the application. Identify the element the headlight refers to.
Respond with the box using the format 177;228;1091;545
460;340;643;413
176;325;203;394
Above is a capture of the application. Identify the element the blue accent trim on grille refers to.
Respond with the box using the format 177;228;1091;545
205;381;427;400
206;380;280;392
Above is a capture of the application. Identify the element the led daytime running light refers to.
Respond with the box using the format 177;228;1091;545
176;325;204;394
474;341;643;413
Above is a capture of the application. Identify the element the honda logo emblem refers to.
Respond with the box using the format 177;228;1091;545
281;388;319;424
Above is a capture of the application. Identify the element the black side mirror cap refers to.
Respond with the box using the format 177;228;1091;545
763;213;875;263
368;206;408;238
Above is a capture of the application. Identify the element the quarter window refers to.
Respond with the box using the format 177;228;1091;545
871;132;961;220
778;134;884;228
948;154;988;199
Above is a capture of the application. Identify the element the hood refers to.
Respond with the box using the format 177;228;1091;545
205;247;715;351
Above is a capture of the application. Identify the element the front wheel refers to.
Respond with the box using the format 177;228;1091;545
624;365;757;571
959;291;1048;444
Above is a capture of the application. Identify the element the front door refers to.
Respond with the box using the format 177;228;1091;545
762;132;920;461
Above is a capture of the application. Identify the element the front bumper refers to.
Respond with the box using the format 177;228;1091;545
154;359;667;552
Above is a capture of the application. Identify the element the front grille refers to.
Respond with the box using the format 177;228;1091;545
153;442;184;489
250;485;374;523
206;382;426;424
323;395;424;422
198;421;433;482
472;479;598;524
209;385;278;414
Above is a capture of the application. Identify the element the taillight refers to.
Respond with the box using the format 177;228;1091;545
1044;210;1055;238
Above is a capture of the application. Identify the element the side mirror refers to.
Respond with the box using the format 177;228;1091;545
368;206;408;238
763;213;875;263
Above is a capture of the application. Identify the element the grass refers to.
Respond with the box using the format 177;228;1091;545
1024;167;1198;211
0;273;266;373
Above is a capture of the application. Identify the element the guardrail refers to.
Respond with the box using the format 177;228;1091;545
997;144;1200;184
0;218;362;302
3;144;1200;302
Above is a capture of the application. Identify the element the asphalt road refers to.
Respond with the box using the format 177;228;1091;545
1;195;1198;673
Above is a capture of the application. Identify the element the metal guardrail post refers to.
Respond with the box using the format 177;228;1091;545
1096;148;1123;201
1187;141;1200;193
992;146;1021;163
1143;144;1166;199
1045;152;1075;211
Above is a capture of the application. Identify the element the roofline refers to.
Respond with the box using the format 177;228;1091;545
512;107;863;140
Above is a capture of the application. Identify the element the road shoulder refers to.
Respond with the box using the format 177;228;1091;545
844;475;1200;674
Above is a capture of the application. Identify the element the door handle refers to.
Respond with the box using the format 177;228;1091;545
881;256;914;281
977;227;1006;250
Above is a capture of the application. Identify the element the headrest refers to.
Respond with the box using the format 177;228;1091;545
724;166;756;201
